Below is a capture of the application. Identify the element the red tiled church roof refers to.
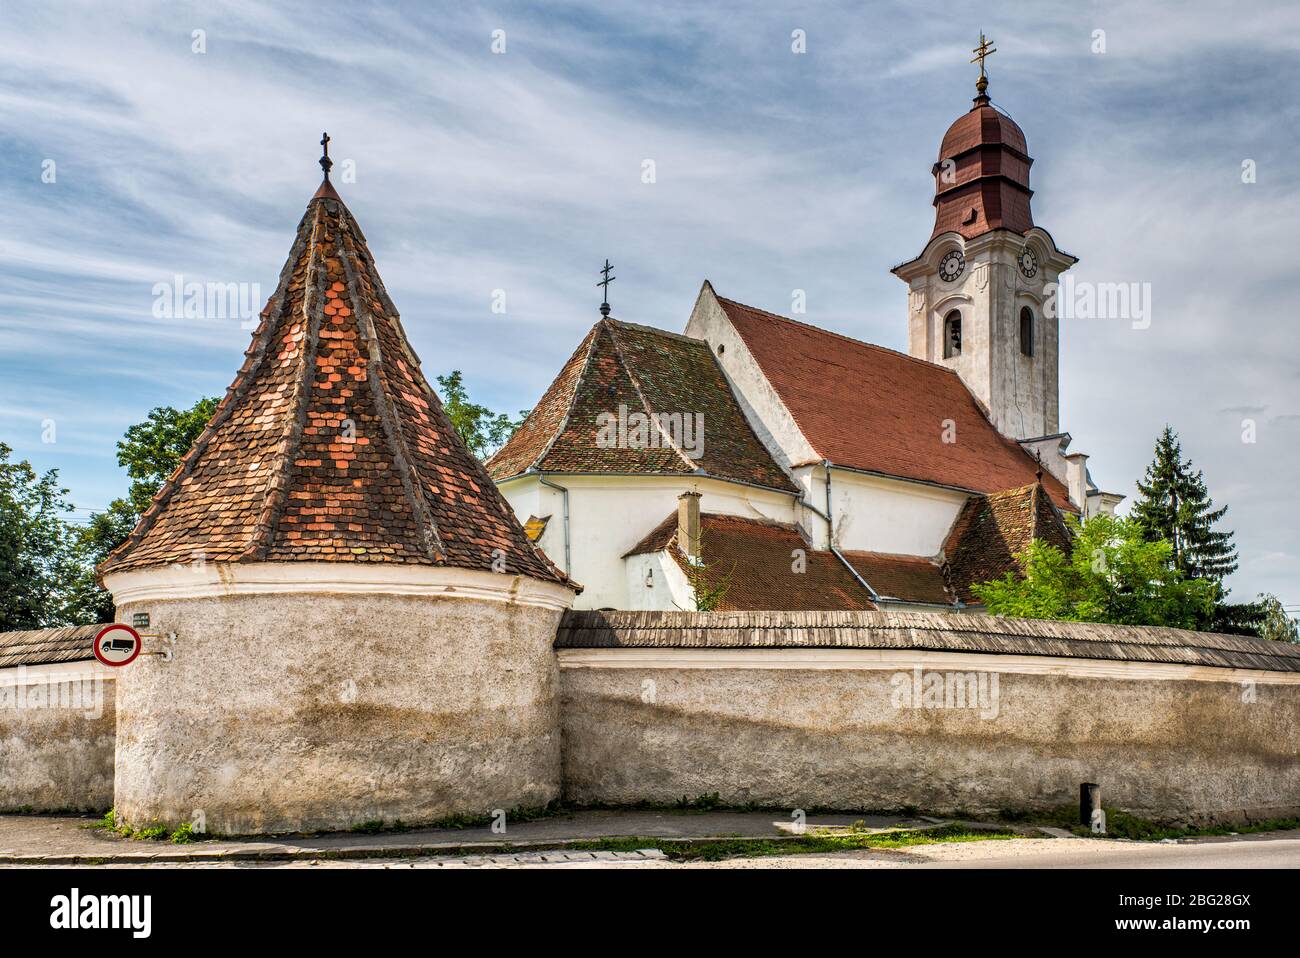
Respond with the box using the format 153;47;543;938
488;318;798;493
941;482;1073;605
624;484;1070;611
625;512;875;612
715;296;1073;510
840;551;953;606
101;183;565;585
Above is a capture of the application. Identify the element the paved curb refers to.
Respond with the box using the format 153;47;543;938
0;833;808;865
0;822;973;865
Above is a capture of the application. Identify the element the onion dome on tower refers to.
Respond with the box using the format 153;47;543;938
930;34;1034;241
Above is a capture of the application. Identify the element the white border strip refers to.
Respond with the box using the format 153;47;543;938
103;562;576;611
556;647;1300;685
0;660;116;687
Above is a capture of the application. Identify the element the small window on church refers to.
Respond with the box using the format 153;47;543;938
943;310;962;358
1019;306;1034;357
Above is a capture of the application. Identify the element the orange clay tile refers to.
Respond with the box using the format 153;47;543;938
101;182;566;586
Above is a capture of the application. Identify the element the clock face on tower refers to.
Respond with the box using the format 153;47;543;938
1018;248;1038;278
938;249;965;283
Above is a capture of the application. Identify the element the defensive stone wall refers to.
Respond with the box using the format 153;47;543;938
557;611;1300;824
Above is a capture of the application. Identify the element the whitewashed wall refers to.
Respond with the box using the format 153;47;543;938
497;474;797;609
683;284;819;474
624;552;694;611
821;467;969;556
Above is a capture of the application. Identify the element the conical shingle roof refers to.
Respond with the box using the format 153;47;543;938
101;180;566;585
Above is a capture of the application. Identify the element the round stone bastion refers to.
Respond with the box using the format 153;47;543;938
102;562;575;835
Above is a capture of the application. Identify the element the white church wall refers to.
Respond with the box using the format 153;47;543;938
625;552;695;611
496;473;798;610
495;475;568;577
790;464;830;548
683;284;820;474
896;229;1072;442
823;467;969;557
1018;434;1072;486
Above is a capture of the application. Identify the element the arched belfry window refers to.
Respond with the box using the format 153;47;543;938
943;310;962;358
1019;306;1034;357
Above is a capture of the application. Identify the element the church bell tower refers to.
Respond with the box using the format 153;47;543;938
892;35;1077;442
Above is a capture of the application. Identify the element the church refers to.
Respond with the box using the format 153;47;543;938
3;44;1295;837
488;58;1123;613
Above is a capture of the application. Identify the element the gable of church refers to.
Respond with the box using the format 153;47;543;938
488;317;797;494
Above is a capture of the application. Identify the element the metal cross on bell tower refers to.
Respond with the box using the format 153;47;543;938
319;132;333;181
971;32;997;99
597;259;616;317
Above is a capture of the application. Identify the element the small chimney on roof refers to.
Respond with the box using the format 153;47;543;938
677;490;701;562
1064;452;1089;513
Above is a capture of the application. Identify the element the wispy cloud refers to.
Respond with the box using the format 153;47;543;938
2;0;1297;601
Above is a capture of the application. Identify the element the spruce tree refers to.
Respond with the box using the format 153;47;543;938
1130;426;1239;621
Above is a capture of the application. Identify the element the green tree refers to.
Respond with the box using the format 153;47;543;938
118;398;219;514
63;397;218;623
0;443;80;631
679;533;733;612
1130;426;1238;583
1208;597;1268;637
1255;593;1299;643
1129;426;1240;631
972;512;1216;629
63;499;139;623
435;371;527;461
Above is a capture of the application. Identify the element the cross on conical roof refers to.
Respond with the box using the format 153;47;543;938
102;164;566;585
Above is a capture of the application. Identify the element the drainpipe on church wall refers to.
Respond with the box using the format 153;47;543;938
537;475;571;576
823;459;880;603
824;460;833;548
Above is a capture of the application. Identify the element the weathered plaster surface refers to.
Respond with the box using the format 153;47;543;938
0;668;115;812
559;656;1300;824
897;229;1069;442
112;590;565;835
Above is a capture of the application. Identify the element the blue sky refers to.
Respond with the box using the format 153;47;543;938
2;0;1297;606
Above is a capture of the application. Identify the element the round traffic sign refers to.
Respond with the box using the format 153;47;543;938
94;624;142;667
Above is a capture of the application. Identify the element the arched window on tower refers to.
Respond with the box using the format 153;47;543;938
1019;306;1034;357
943;310;962;358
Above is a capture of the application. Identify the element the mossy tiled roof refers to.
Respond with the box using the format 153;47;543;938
941;482;1072;605
488;318;797;494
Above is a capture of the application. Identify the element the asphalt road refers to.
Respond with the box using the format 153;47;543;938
23;831;1295;869
659;832;1300;869
902;833;1300;870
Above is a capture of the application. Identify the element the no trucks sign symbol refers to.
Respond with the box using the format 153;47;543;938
94;624;142;667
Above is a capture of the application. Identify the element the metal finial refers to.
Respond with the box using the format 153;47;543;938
319;132;333;181
971;32;996;102
597;259;615;317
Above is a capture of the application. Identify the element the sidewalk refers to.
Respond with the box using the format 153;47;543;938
0;809;956;865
